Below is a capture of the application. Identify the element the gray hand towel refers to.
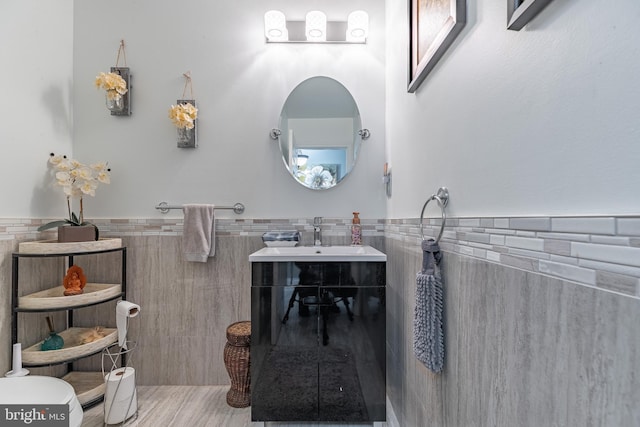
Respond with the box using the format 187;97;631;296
414;239;444;373
182;204;215;262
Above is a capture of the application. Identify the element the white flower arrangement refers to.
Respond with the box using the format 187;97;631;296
301;165;335;189
168;102;198;129
95;72;128;101
38;153;111;231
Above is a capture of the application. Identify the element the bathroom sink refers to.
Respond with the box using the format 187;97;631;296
249;245;386;262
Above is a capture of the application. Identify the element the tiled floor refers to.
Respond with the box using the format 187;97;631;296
82;386;386;427
82;386;250;427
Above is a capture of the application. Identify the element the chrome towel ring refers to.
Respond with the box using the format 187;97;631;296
420;187;450;243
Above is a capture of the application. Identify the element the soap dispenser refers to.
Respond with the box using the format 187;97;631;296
351;212;362;246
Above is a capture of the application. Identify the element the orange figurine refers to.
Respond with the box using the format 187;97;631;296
63;265;87;296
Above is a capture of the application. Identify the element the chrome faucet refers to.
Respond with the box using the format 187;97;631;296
313;217;322;246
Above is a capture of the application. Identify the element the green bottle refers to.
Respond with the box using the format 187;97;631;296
41;316;64;351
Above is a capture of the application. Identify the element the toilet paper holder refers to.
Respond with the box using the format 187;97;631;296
102;341;138;425
116;300;140;350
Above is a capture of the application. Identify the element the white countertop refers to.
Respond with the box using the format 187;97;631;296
249;245;387;262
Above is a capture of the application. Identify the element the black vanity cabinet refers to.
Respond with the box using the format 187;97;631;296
250;260;386;422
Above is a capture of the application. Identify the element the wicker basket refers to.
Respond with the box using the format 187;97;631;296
226;321;251;347
224;321;251;408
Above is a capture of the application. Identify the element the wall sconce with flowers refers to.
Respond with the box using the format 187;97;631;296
169;71;198;148
264;10;369;43
95;40;132;116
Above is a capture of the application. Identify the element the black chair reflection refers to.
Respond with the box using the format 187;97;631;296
281;263;357;345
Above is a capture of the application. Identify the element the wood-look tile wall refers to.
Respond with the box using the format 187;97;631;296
117;235;262;384
1;215;639;426
0;219;384;385
385;234;640;427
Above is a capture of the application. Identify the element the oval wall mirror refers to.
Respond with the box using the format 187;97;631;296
275;76;366;190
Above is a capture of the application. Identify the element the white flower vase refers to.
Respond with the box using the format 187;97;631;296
106;93;124;112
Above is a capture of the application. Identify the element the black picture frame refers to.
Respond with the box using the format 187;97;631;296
507;0;554;31
408;0;466;93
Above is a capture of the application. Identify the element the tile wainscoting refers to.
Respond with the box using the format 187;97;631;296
392;215;640;297
0;215;638;426
0;218;385;385
2;215;637;296
385;215;640;426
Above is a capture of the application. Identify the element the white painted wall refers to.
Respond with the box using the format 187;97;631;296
72;0;386;220
9;0;635;222
386;0;640;218
0;1;74;218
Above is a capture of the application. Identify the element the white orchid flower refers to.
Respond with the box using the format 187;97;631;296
39;153;112;231
77;167;94;181
305;166;333;189
79;180;98;197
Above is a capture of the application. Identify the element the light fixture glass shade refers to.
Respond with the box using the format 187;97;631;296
264;10;288;42
305;11;327;42
347;10;369;42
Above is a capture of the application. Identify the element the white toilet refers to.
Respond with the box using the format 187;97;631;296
0;376;83;427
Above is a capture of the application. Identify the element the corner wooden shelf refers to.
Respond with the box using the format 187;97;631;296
22;327;117;366
11;242;127;409
18;283;123;311
18;238;122;255
62;371;106;406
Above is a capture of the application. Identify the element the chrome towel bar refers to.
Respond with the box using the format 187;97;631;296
155;202;245;215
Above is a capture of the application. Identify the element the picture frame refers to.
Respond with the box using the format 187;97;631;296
507;0;554;31
408;0;466;93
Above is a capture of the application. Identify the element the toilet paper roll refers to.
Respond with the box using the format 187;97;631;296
116;300;140;349
104;367;137;424
105;389;137;425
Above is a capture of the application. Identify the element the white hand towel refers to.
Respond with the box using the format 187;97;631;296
182;204;216;262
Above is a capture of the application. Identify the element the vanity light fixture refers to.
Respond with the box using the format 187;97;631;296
346;10;369;42
264;10;288;42
305;11;327;42
263;10;369;44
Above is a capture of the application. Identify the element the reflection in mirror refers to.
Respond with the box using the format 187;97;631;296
277;77;363;190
